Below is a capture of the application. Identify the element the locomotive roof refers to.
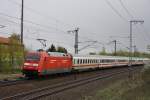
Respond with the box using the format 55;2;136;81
47;52;70;57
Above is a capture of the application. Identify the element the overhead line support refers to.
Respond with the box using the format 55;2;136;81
129;20;144;66
21;0;24;44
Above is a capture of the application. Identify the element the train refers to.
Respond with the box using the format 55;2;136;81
22;51;147;77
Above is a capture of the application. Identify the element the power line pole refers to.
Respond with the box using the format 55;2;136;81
68;28;79;54
21;0;24;44
113;40;117;56
133;45;136;57
74;28;79;54
129;20;144;66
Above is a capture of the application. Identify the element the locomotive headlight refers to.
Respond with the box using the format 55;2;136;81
24;63;30;66
32;64;39;67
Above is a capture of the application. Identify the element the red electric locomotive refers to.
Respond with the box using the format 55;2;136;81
23;51;72;77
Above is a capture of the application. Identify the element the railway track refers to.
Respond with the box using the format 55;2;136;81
1;67;133;100
0;78;27;87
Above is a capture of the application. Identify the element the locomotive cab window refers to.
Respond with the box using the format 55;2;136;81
25;54;40;61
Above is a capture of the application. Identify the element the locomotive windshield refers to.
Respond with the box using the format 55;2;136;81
25;54;40;61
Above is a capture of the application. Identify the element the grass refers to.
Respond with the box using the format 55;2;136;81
0;68;22;80
82;65;150;100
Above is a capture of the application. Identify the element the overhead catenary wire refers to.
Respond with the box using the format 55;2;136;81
24;36;73;48
7;0;106;43
6;0;74;28
118;0;150;41
0;18;74;49
0;16;73;43
105;0;127;22
0;12;95;46
3;0;150;53
0;12;68;34
118;0;134;18
117;0;146;41
106;0;150;52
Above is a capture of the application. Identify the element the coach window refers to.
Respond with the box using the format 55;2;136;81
75;59;78;64
75;59;77;64
107;60;109;63
102;60;104;63
77;59;80;64
103;60;105;63
80;59;81;64
106;60;108;63
83;59;85;64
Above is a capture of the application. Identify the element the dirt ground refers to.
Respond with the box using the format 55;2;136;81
39;69;136;100
39;66;148;100
0;73;23;80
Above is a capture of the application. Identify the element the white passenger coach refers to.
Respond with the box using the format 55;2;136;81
72;55;147;70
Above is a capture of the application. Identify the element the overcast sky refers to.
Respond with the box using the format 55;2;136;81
0;0;150;54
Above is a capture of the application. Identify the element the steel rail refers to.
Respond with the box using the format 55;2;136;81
1;68;130;100
0;78;27;87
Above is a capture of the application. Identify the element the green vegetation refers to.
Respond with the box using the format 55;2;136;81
0;38;68;74
83;65;150;100
0;33;24;74
97;49;150;58
46;44;68;53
